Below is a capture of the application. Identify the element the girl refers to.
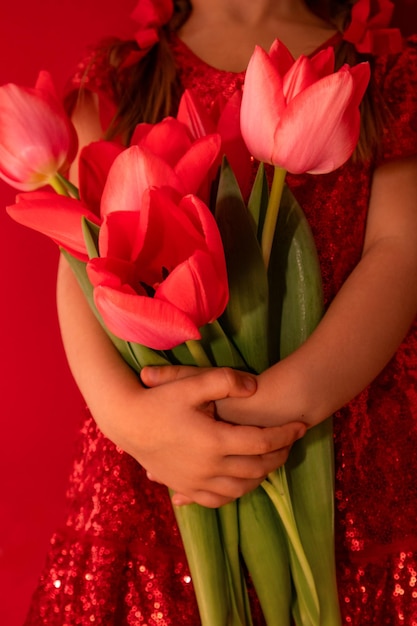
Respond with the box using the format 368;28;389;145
25;0;417;624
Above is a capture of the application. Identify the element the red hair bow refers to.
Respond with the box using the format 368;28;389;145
122;0;174;68
131;0;174;49
343;0;403;55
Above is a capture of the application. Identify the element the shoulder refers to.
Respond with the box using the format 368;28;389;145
373;36;417;163
373;35;417;94
64;39;117;105
63;38;134;130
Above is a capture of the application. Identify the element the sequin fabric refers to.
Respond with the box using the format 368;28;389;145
25;36;417;625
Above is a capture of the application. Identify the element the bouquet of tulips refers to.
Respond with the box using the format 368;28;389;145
1;39;370;625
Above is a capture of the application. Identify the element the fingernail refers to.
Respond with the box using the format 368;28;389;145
243;375;257;392
296;426;306;440
141;366;159;382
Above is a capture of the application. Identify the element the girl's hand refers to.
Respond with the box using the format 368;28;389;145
58;259;306;508
139;366;305;507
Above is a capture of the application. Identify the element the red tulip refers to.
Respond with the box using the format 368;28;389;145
87;187;229;349
177;89;253;198
0;71;78;191
6;191;99;261
78;140;124;217
127;117;221;210
241;40;370;174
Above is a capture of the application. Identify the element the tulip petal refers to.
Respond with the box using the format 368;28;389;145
94;285;201;349
87;257;140;288
308;47;335;80
156;249;228;327
215;91;243;143
271;71;359;173
6;192;99;260
100;145;179;217
79;141;124;216
175;134;221;193
135;189;211;282
268;39;295;76
241;46;286;163
99;210;144;261
283;48;334;101
179;195;228;281
345;62;372;109
87;256;144;292
177;89;216;139
132;117;192;164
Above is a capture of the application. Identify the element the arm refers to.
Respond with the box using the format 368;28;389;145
220;155;417;426
144;155;417;428
57;96;306;508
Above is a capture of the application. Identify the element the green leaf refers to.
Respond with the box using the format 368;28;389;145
198;321;247;369
169;342;201;366
247;162;269;241
267;184;324;364
215;159;269;374
267;185;341;625
127;341;171;369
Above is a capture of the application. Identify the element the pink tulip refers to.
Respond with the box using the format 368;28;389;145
177;89;253;198
6;191;100;261
0;71;78;191
241;40;370;174
87;187;229;349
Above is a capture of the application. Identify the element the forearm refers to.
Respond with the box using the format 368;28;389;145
57;254;144;449
218;233;417;428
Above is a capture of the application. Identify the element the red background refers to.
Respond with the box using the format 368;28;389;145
0;2;416;625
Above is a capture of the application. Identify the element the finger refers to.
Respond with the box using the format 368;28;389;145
220;445;295;480
216;421;306;457
141;364;199;387
146;470;165;485
142;365;257;400
171;492;194;506
183;367;257;403
172;490;237;509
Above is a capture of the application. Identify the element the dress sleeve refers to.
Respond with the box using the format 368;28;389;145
377;35;417;164
63;39;120;133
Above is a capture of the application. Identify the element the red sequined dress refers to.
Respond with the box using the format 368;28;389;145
25;34;417;626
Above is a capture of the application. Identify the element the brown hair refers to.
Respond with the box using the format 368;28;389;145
104;0;191;141
105;0;388;160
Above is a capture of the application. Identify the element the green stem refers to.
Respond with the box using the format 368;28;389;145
186;339;213;368
261;166;286;268
56;172;80;199
262;469;320;626
49;174;70;196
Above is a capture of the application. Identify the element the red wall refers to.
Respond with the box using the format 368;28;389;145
0;2;416;625
0;2;135;625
